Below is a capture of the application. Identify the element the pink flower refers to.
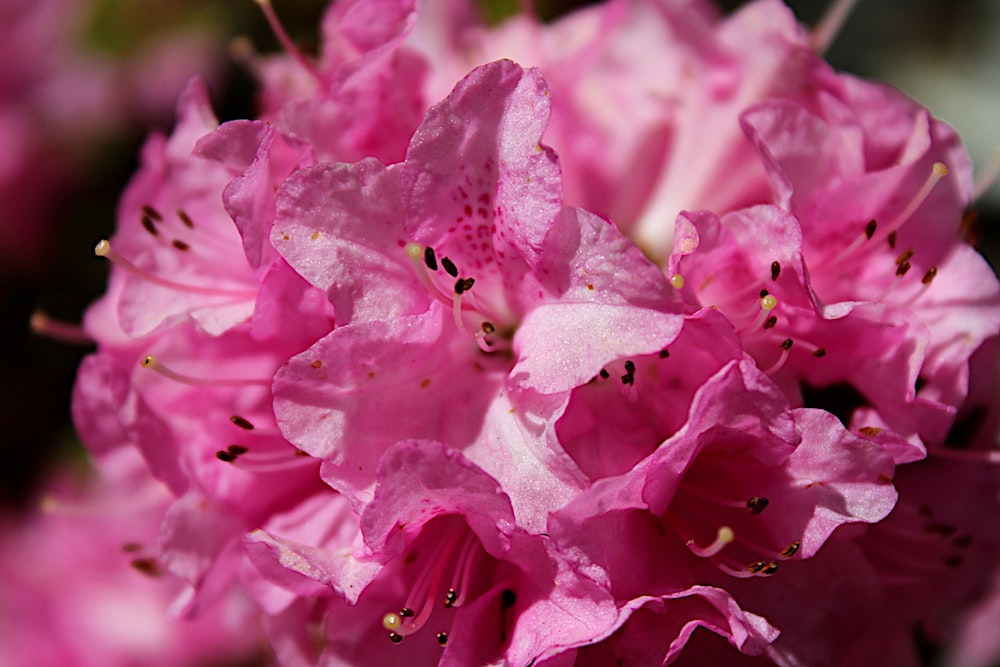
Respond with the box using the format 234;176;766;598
271;60;685;527
74;79;335;611
0;448;269;667
247;0;426;164
547;360;898;662
247;440;616;666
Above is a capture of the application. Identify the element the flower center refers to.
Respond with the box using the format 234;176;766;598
405;242;513;352
380;520;491;647
665;474;802;578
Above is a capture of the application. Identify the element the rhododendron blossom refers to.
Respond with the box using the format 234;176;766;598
29;0;1000;665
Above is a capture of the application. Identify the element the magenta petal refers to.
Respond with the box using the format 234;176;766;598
403;59;562;266
511;304;682;395
272;303;507;507
273;159;425;326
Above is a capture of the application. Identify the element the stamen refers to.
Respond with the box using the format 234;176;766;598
810;0;859;53
444;532;479;608
141;215;159;236
94;240;256;298
770;261;781;281
761;339;793;376
887;231;898;249
781;541;801;558
895;248;914;266
747;560;779;576
739;294;779;334
823;219;878;270
620;359;636;386
405;243;453;306
140;355;270;387
177;209;195;229
253;0;320;81
424;247;438;271
215;444;249;462
436;632;448;646
383;530;465;642
29;311;93;345
865;219;878;240
141;204;163;221
658;349;670;359
877;163;949;243
441;257;459;278
746;496;769;515
231;415;255;430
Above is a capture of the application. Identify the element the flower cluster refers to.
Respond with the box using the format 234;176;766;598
54;0;1000;665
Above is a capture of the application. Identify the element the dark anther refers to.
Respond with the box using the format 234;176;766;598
921;266;937;285
481;321;496;334
172;239;190;251
780;338;794;351
621;361;636;386
858;426;882;437
763;315;778;330
437;632;449;646
141;204;163;221
895;248;914;265
658;349;670;359
141;215;159;235
924;522;957;537
599;369;610;379
455;278;475;294
216;450;237;463
388;633;403;644
771;261;781;281
130;557;162;577
864;219;877;240
762;561;779;575
944;556;964;568
887;230;898;249
896;261;912;276
747;561;768;574
501;589;517;609
230;415;255;430
781;541;801;558
759;289;769;298
228;445;248;456
424;247;438;271
399;607;415;617
746;496;769;515
444;589;457;608
953;535;973;548
812;348;827;357
177;209;195;228
442;257;459;277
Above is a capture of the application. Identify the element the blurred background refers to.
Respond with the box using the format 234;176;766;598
3;0;998;510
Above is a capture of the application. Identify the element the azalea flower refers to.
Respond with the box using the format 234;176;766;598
51;0;1000;665
270;59;687;529
0;448;269;667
